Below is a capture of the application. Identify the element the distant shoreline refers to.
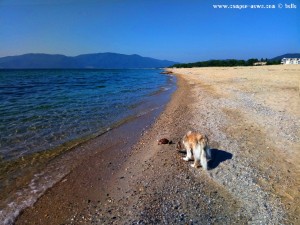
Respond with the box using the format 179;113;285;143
0;52;177;69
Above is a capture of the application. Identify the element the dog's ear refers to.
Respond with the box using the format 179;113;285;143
186;131;192;135
176;141;182;150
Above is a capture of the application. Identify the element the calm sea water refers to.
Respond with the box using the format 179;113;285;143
0;69;175;224
0;69;172;160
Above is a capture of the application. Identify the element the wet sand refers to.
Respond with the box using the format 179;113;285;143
15;65;300;224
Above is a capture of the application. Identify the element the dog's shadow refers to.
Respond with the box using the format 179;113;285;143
178;148;232;170
208;149;232;170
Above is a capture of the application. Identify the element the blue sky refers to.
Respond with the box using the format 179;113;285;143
0;0;299;62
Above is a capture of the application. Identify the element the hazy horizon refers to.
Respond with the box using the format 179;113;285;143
1;52;299;64
1;0;299;62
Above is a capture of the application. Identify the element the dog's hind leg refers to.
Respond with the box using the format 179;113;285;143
191;144;201;168
200;147;208;170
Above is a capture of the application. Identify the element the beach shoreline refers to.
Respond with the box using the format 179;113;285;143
15;65;300;224
1;71;175;225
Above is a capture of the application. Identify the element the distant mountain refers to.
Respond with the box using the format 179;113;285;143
0;53;177;69
270;53;300;61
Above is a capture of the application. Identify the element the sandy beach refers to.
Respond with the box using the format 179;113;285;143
15;65;300;224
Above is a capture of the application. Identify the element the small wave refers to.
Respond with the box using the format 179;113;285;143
120;89;134;93
0;117;141;225
72;84;90;87
136;106;162;117
96;85;106;89
0;170;66;225
147;86;171;96
162;87;171;91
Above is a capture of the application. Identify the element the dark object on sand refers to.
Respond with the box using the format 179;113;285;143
160;71;173;74
158;138;172;145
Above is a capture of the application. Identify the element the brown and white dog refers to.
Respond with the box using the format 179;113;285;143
180;131;210;170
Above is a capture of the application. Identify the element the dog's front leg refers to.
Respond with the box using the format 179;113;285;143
183;147;193;161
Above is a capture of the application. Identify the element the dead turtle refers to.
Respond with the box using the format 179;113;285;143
158;138;172;145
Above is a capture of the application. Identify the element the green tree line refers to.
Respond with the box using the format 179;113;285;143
170;58;281;68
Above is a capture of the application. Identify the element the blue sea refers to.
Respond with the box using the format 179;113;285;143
0;69;174;160
0;69;175;224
